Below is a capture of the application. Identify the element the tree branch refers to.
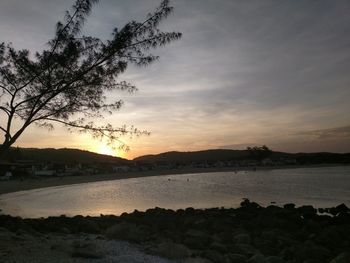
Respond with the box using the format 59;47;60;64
0;125;7;134
0;106;10;116
0;83;14;96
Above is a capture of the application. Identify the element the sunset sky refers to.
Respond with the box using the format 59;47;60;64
0;0;349;159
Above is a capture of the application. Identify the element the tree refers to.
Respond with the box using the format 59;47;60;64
246;145;272;161
0;0;181;159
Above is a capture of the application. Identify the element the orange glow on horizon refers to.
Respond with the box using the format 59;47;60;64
94;144;124;158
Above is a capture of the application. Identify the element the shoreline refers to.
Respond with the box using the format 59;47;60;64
0;163;348;195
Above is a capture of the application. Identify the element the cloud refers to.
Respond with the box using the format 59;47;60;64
1;0;350;157
295;125;350;140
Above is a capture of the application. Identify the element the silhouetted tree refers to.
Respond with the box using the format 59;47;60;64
6;146;22;162
0;0;181;158
247;145;272;161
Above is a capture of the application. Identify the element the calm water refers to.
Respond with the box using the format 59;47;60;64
0;166;349;218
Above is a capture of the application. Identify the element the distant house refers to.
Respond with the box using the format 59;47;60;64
112;166;130;172
215;161;224;167
0;171;13;181
34;170;56;176
261;158;274;166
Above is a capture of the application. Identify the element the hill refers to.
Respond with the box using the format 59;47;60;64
3;147;129;164
134;149;350;165
134;149;283;163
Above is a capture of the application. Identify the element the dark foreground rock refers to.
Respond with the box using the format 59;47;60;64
1;200;349;263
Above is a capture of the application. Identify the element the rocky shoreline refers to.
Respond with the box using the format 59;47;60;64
1;200;350;263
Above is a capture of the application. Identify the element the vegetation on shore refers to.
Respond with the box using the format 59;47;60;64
1;200;349;262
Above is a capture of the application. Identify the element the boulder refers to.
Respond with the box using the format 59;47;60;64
335;204;350;214
294;241;331;262
215;231;234;243
210;242;228;253
266;256;285;263
297;205;316;218
328;204;350;216
330;252;350;263
241;199;261;210
225;253;247;263
184;257;213;263
155;242;190;259
235;244;259;257
316;226;343;248
283;204;295;209
247;254;269;263
202;249;225;263
105;222;149;243
112;255;145;263
234;233;251;244
71;241;103;259
184;229;212;249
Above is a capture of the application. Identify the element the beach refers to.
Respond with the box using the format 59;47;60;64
0;164;345;195
0;166;266;195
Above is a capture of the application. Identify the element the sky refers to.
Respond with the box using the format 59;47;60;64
0;0;349;159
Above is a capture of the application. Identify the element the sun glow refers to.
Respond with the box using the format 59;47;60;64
96;144;117;157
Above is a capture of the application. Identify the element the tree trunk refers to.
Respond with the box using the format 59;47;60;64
0;141;12;160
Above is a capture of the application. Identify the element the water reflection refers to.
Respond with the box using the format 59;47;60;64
0;166;349;218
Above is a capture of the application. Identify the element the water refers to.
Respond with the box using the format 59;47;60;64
0;166;349;218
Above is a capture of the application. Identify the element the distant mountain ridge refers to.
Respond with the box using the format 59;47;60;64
3;147;129;164
134;150;252;163
3;147;350;165
134;149;350;165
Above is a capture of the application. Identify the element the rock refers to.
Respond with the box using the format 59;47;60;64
71;242;103;259
215;231;234;243
279;247;294;261
235;244;259;257
335;204;350;214
234;233;251;244
297;205;316;218
283;203;295;209
316;226;343;248
202;249;225;263
105;223;127;238
266;256;285;263
247;254;269;263
328;204;350;216
294;241;331;262
210;242;228;253
185;207;196;213
318;208;326;214
184;229;212;249
0;227;15;240
241;199;261;210
225;253;247;263
187;229;207;237
60;227;70;234
261;229;293;245
78;218;101;233
155;242;190;259
105;222;149;243
112;255;145;263
330;252;350;263
184;257;213;263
